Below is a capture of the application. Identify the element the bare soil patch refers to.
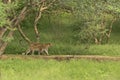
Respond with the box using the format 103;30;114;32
0;54;120;61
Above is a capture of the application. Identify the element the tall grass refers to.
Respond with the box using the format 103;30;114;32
5;42;120;56
4;24;120;56
0;59;120;80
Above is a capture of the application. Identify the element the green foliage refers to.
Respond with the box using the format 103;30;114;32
4;5;120;55
0;1;22;27
1;0;120;55
0;0;29;27
0;2;8;27
72;0;120;44
2;36;14;42
0;59;120;80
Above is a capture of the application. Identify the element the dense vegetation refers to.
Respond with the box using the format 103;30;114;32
0;1;120;80
5;23;120;55
0;0;120;55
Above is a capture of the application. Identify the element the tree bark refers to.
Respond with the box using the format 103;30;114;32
0;31;14;55
106;18;116;43
18;25;31;44
33;0;56;42
0;5;28;55
34;11;42;42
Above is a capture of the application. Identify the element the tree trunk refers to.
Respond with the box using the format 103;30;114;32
18;25;31;44
34;10;42;42
33;0;56;42
0;31;14;55
94;38;100;44
106;18;116;43
0;27;7;46
0;5;28;55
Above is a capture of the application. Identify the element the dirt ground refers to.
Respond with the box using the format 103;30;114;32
0;54;120;61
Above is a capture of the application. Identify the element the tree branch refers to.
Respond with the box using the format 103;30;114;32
0;4;29;55
40;0;56;11
18;25;31;44
33;0;56;42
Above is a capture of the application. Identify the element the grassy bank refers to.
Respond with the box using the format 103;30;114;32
0;59;120;80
